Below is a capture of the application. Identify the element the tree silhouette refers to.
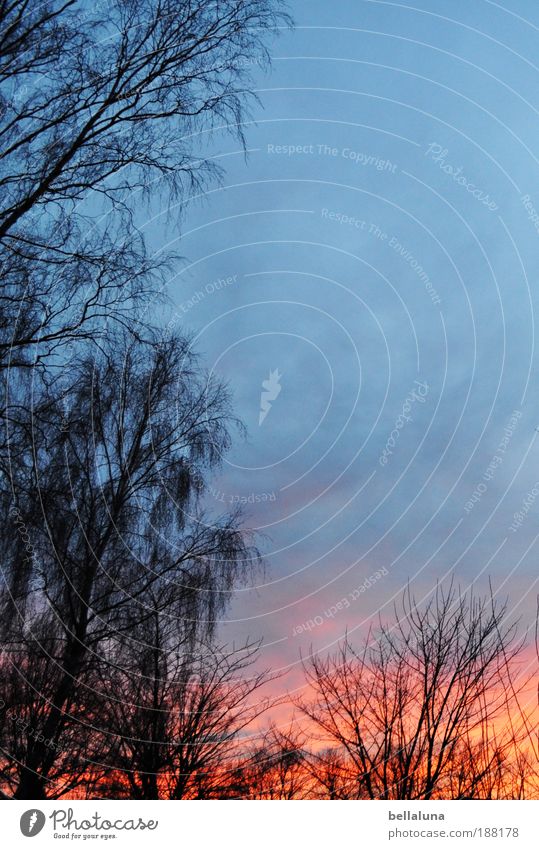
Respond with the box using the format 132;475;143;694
299;583;538;800
226;723;310;799
89;619;274;800
0;0;288;366
0;0;289;801
0;330;261;797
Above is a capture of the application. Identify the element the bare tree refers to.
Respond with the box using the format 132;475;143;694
299;583;538;800
0;330;261;798
140;639;271;799
0;606;107;799
226;722;310;799
0;0;291;801
303;747;353;800
0;0;289;365
75;586;275;800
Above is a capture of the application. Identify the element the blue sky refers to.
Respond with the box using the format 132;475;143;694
143;0;539;683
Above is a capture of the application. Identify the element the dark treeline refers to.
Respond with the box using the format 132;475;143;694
0;1;538;801
0;0;287;800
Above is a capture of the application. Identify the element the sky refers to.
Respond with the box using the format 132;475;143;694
143;0;539;698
